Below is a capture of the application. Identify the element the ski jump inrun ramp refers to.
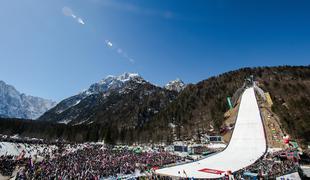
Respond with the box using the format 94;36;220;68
156;87;267;179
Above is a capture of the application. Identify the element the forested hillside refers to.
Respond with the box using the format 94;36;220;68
0;66;309;145
140;66;310;144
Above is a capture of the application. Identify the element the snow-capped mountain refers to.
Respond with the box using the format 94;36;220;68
38;72;178;125
87;73;144;95
164;78;186;92
0;80;56;119
41;73;145;118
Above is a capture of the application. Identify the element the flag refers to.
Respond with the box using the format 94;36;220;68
29;157;34;169
16;150;26;160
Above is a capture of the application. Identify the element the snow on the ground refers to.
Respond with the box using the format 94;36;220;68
0;142;57;158
156;87;267;179
58;119;72;124
207;143;227;149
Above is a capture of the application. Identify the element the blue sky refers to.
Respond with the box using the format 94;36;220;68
0;0;309;101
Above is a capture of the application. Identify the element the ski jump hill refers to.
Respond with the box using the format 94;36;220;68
156;87;267;179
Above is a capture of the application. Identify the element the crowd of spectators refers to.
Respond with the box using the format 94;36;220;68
2;144;183;179
0;137;304;180
234;149;300;179
0;155;16;176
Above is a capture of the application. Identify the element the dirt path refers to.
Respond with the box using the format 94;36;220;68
259;101;286;149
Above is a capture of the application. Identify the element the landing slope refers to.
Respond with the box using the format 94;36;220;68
156;87;267;178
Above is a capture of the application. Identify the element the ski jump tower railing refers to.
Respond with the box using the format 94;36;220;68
231;75;267;107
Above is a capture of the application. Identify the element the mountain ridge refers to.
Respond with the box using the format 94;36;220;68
0;80;56;119
38;72;179;126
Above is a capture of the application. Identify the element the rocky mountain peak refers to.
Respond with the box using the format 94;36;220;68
164;78;186;92
0;80;56;119
86;72;144;95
